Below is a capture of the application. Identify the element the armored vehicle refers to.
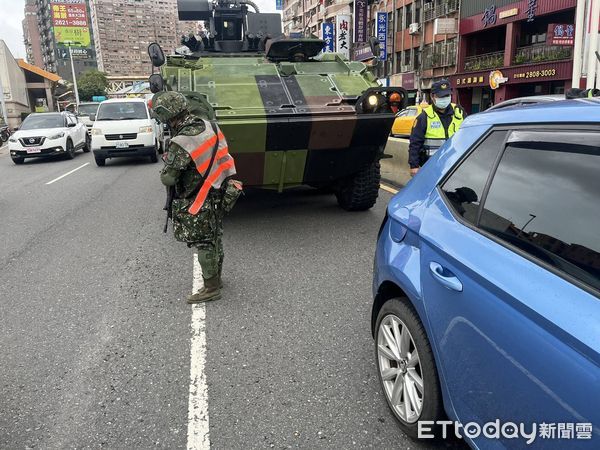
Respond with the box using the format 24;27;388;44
148;0;406;210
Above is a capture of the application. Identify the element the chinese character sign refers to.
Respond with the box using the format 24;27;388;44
50;0;90;47
526;0;537;22
376;12;387;61
354;0;367;43
547;23;574;46
336;15;351;60
322;22;335;53
275;0;282;10
481;5;497;27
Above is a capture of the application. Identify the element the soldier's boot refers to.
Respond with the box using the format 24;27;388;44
187;277;222;304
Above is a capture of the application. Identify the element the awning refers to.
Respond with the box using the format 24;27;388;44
17;59;62;83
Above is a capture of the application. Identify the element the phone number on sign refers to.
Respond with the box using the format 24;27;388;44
514;69;557;79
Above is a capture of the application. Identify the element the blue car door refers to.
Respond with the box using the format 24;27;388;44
418;128;600;448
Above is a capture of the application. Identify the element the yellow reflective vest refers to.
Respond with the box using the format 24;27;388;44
423;103;464;152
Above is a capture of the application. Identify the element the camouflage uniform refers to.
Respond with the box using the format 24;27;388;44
154;91;240;303
160;114;225;282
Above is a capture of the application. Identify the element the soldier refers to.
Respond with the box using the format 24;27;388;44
153;92;242;303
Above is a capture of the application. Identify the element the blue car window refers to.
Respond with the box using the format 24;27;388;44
440;130;507;224
479;135;600;292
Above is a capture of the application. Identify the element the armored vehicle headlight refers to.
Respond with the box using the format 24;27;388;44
367;95;379;107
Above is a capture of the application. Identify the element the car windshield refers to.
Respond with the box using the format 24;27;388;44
96;102;148;121
20;114;64;130
78;104;99;116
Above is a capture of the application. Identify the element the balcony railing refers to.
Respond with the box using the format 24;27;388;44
513;44;573;65
464;50;504;72
423;0;459;22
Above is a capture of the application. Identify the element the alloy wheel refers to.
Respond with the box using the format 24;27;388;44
377;314;424;423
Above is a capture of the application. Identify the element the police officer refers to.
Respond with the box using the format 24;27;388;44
408;79;465;176
153;92;241;304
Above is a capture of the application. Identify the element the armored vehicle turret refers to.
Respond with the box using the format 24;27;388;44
148;0;406;210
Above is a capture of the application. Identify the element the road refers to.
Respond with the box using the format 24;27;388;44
0;145;465;449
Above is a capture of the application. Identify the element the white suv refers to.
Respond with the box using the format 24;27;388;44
90;98;162;166
8;112;88;165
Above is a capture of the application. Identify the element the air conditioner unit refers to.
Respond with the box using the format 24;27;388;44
401;64;412;72
409;23;420;34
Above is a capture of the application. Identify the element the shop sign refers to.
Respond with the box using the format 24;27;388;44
513;68;557;80
354;0;367;43
275;0;282;10
547;24;575;46
336;15;351;60
376;12;387;61
456;76;485;86
499;8;518;19
482;5;497;27
322;22;334;53
489;70;508;89
434;18;457;35
401;72;415;90
526;0;537;22
353;41;373;61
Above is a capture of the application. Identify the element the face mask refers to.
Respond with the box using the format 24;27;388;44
434;96;451;109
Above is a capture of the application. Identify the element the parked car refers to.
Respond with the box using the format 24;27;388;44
372;99;600;448
90;98;162;166
8;112;88;165
486;94;563;111
391;105;423;137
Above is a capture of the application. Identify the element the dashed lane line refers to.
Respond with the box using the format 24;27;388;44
188;255;210;449
45;163;90;185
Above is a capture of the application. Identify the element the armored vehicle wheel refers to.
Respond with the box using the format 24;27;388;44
335;161;381;211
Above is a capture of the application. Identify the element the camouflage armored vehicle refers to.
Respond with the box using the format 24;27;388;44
148;0;406;210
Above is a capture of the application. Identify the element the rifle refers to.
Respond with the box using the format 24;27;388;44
163;185;175;233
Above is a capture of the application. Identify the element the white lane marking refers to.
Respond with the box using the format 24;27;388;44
380;183;399;195
45;162;90;185
188;254;210;450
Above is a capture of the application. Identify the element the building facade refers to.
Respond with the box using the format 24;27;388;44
0;41;31;128
452;0;576;113
24;0;99;82
89;0;199;76
23;0;44;68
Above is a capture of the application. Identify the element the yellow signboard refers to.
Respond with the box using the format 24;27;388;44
54;26;90;47
499;8;519;19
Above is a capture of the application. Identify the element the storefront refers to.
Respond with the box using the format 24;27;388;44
453;0;576;112
452;60;573;111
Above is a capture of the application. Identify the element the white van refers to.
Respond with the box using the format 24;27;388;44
90;98;162;166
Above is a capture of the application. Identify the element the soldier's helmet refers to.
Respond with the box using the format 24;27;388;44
152;91;189;123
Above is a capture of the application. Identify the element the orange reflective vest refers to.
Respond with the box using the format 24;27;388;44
170;119;237;215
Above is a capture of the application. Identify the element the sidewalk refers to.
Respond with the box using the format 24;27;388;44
381;137;411;189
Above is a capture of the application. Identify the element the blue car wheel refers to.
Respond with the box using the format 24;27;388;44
375;298;444;439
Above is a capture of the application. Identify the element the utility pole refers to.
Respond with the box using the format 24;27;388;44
63;41;81;106
0;69;7;126
586;0;600;89
572;0;586;87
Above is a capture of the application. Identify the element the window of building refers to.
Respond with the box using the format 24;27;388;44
478;131;600;292
405;5;412;28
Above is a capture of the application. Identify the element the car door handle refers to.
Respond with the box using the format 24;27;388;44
429;262;463;292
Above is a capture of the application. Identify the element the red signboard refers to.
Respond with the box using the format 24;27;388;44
51;3;88;28
547;23;575;46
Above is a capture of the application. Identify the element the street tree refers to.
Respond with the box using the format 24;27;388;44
77;70;108;101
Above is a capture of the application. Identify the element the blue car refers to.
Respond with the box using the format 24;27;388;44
372;99;600;448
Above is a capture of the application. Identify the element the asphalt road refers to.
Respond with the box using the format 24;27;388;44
0;145;466;449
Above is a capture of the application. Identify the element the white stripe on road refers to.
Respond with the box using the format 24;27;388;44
380;183;399;195
45;162;90;185
188;255;210;450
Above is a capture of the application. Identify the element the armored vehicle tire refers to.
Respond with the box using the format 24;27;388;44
335;161;381;211
95;156;106;166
